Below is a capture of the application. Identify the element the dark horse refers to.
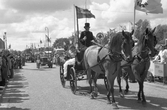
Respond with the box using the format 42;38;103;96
83;30;134;108
131;28;157;104
117;30;135;97
117;29;158;97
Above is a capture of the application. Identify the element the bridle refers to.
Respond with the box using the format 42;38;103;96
135;34;152;63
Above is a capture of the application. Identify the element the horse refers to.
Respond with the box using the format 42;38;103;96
117;31;135;97
117;30;158;97
83;30;134;108
131;28;158;105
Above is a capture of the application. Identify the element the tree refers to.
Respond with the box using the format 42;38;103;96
154;24;167;43
134;19;151;40
53;38;70;49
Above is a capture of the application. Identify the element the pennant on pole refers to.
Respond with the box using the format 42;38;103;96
45;35;51;42
8;44;11;49
135;0;163;14
75;6;95;19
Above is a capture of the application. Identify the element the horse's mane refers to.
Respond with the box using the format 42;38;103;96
108;32;123;53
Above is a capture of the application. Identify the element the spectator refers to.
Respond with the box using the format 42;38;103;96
153;45;167;63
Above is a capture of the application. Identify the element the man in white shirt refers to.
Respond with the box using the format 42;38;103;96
63;46;76;79
153;45;167;63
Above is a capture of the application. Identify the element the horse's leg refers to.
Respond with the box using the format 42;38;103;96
87;69;93;93
110;80;115;103
141;81;146;104
137;81;142;102
124;72;129;94
107;81;111;104
124;77;129;93
92;71;98;97
110;76;119;109
105;72;111;104
106;72;117;105
88;79;93;93
117;69;124;97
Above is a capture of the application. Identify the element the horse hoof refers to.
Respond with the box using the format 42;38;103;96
90;93;94;99
94;92;98;97
124;90;129;94
137;99;142;103
112;103;119;109
119;93;124;98
107;101;111;104
142;101;147;106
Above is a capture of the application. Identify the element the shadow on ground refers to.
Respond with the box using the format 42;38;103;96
0;106;30;110
0;71;30;110
73;83;167;110
23;66;56;71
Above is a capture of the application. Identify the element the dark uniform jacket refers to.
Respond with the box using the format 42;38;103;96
80;31;95;47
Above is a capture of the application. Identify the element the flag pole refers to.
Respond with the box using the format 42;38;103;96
74;5;76;38
74;5;80;49
133;0;136;39
85;0;87;23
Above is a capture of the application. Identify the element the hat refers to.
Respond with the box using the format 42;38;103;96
84;23;90;28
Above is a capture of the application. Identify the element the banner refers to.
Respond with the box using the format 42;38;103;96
40;40;42;44
75;6;95;19
135;0;163;14
45;35;51;42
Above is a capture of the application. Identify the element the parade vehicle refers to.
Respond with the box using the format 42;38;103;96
59;29;139;108
39;51;53;68
40;56;53;68
59;53;108;95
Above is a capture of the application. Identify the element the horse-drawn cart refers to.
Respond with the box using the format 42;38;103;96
59;55;108;94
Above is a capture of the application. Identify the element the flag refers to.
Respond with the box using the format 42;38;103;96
9;44;11;49
3;34;6;41
45;35;51;42
75;6;95;19
135;0;163;14
40;40;42;44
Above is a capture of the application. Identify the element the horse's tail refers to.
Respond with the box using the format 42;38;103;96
83;50;91;83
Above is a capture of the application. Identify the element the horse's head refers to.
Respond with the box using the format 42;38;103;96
142;28;158;57
121;30;134;61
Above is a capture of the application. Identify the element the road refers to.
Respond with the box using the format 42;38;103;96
0;62;167;110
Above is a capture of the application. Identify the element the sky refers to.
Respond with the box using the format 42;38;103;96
0;0;167;51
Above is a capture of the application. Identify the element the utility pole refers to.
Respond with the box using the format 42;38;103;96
45;27;50;48
3;32;7;49
45;27;50;58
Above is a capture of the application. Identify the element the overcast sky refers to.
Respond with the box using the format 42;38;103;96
0;0;167;51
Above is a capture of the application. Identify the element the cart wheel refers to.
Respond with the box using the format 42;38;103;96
60;64;66;88
164;77;167;84
70;67;77;94
147;71;154;82
104;77;109;90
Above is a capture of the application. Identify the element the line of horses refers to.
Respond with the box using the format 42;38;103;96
82;28;157;108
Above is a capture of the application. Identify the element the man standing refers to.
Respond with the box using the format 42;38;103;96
79;23;96;47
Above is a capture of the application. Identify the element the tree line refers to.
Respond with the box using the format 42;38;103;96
52;19;167;50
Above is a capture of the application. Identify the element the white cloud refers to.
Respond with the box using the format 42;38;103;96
0;0;167;51
6;15;73;50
